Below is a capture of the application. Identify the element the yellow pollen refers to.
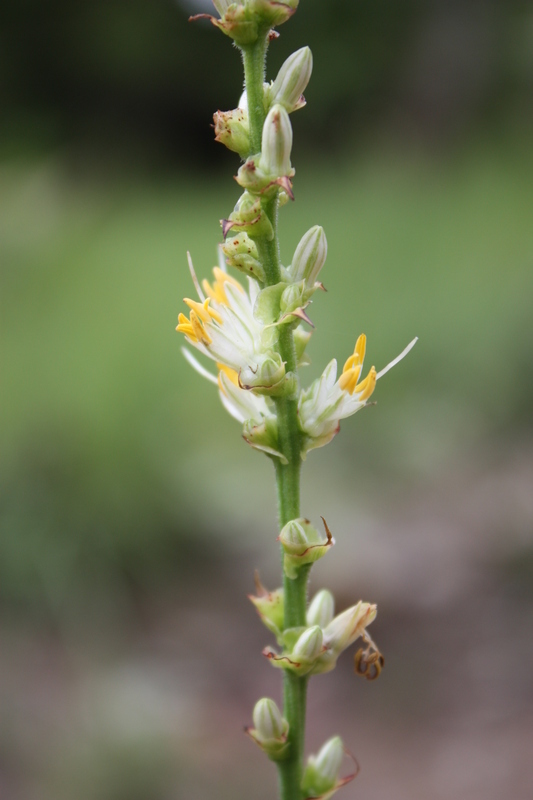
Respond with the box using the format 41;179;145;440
353;366;376;401
202;267;244;305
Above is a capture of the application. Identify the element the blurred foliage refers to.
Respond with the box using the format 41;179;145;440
1;0;533;164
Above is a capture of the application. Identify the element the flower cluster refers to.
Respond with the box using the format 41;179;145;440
181;4;415;797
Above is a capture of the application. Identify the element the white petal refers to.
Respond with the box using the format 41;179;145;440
181;347;217;384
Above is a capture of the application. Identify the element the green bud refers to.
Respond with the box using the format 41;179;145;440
280;281;308;316
259;104;293;179
247;698;289;760
293;326;312;366
307;589;335;629
303;737;344;797
224;192;274;239
247;0;298;27
279;517;334;579
279;518;309;555
213;108;250;157
243;416;287;463
253;697;285;740
292;625;323;662
222;232;265;282
289;225;327;286
204;4;259;47
268;47;313;113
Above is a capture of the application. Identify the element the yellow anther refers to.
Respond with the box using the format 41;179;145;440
176;312;198;342
217;363;239;386
338;365;362;394
189;310;212;345
342;334;366;374
202;267;244;305
353;366;376;401
184;297;222;325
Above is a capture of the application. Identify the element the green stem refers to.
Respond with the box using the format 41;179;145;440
241;35;269;154
243;32;308;800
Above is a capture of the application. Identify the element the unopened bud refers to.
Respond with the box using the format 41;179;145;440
279;517;334;579
280;281;308;316
292;625;323;662
223;232;265;282
290;225;327;286
303;737;344;796
269;47;313;113
247;0;298;27
307;589;335;629
248;698;289;760
279;519;309;554
259;104;293;178
253;698;285;741
213;108;250;157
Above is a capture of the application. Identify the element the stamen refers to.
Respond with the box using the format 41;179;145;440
202;267;243;305
353;366;376;401
342;334;366;373
338;365;362;394
176;312;198;342
190;310;212;345
187;251;205;301
184;297;222;325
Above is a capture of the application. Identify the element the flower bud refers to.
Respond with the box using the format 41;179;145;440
239;354;287;394
222;232;265;282
293;326;312;366
247;698;289;760
279;517;334;579
259;104;293;178
292;625;323;662
224;192;274;239
247;0;298;27
253;698;286;741
200;4;259;47
269;47;313;113
303;737;344;797
279;519;309;554
213;108;250;157
289;225;327;286
243;417;287;463
307;589;335;629
280;281;308;317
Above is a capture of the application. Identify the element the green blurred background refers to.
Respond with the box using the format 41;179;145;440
1;1;533;798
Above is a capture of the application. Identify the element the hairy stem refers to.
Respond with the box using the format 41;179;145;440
242;33;308;800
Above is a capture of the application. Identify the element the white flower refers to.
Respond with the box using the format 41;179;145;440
176;255;287;392
298;334;417;453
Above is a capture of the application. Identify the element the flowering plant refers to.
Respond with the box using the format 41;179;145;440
178;3;416;798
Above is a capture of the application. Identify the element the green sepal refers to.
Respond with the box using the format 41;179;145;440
253;282;286;324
